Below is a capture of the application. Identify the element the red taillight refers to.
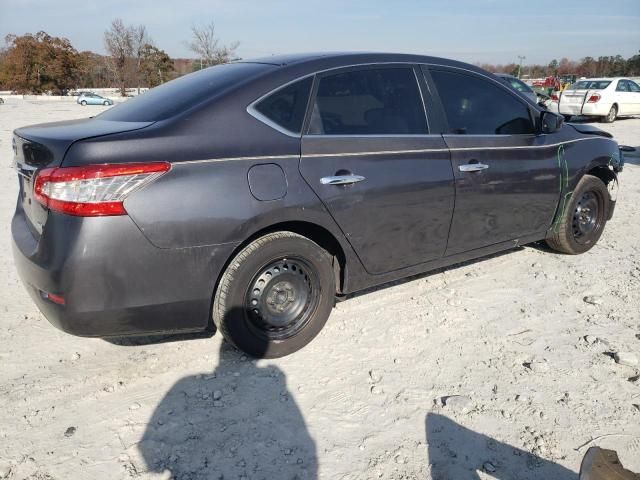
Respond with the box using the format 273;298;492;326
33;162;170;217
46;292;66;305
587;93;601;103
551;93;559;102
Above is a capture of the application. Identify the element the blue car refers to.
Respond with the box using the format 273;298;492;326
77;93;113;106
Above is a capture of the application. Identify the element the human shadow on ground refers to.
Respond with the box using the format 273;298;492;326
426;413;577;479
139;312;317;479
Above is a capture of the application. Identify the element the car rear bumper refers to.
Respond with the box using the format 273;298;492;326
12;204;238;337
559;102;611;117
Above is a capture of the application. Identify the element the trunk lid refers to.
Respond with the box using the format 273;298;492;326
14;118;153;236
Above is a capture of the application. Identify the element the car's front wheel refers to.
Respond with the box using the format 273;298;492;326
602;104;617;123
213;231;335;358
80;100;87;106
546;174;609;254
103;100;109;106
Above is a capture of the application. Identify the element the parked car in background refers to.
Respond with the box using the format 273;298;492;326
495;73;538;104
12;53;623;358
558;78;640;123
70;90;94;97
77;93;113;106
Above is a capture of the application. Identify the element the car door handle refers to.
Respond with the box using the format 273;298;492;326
320;174;366;185
459;163;489;172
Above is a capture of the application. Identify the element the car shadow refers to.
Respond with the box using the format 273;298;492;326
426;413;577;479
138;308;317;479
104;330;215;346
339;247;523;302
622;146;640;166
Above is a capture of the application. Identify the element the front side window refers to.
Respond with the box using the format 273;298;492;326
253;77;313;134
431;69;535;135
307;67;427;135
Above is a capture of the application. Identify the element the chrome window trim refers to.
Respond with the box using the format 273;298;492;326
247;61;438;138
246;73;316;138
177;136;604;165
426;63;540;134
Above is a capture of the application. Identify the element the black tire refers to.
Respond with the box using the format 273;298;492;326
546;174;609;254
213;231;335;358
602;104;617;123
80;100;87;106
563;115;572;122
103;101;109;106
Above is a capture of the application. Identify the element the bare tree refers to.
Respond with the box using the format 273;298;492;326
130;24;148;94
104;19;150;96
187;22;239;69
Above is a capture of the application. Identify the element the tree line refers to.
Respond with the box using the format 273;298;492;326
478;53;640;79
0;19;238;95
1;21;637;95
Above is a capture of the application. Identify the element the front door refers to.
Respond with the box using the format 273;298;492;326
427;67;560;255
299;65;455;275
617;79;640;115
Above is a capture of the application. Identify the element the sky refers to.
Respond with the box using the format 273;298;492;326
1;0;639;65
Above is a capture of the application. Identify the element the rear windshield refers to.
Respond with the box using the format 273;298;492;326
98;62;273;122
504;77;534;94
570;80;611;90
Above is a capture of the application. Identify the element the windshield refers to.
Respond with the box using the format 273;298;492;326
98;62;274;122
506;77;534;94
570;80;611;90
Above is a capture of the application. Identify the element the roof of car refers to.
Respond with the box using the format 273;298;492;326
238;51;482;73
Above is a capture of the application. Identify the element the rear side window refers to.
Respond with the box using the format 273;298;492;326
431;70;535;135
253;77;313;134
616;81;629;92
628;80;640;92
98;62;273;122
307;67;427;135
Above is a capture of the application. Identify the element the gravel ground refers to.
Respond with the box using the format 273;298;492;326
0;100;639;480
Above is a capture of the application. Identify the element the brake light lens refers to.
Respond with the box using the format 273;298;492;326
33;162;170;217
587;93;601;103
551;93;559;102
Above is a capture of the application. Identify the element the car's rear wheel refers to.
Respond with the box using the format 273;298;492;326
80;100;87;106
213;231;335;358
546;174;609;254
602;104;617;123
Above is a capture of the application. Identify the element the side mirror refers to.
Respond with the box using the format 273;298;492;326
540;111;563;134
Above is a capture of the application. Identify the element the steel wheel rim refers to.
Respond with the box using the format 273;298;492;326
245;257;320;340
572;190;602;244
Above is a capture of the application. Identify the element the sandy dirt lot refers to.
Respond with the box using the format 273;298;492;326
0;100;639;480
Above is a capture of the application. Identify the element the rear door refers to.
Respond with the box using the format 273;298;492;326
616;80;640;114
425;66;560;256
299;65;454;275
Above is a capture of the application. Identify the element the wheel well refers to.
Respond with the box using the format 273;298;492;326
225;221;347;294
587;165;616;187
